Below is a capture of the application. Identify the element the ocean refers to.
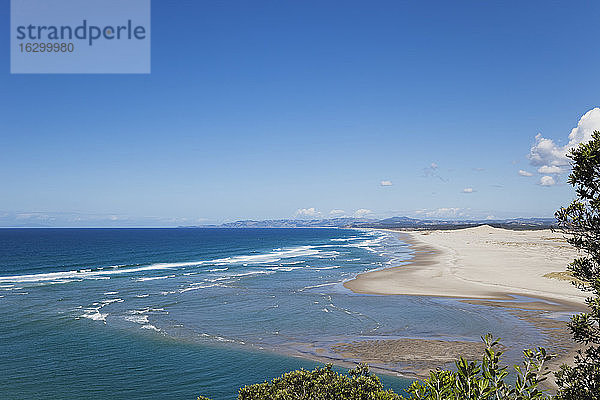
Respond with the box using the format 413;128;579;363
0;228;549;399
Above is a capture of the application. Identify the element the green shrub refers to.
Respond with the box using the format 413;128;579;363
237;363;400;400
554;130;600;400
405;334;552;399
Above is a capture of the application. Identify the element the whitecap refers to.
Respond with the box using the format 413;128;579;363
204;277;231;283
124;314;149;324
0;244;328;284
82;309;107;322
129;308;148;314
141;324;160;332
264;266;304;272
205;245;322;266
134;275;176;282
101;298;123;305
178;283;222;293
298;282;337;291
330;237;361;242
228;270;276;278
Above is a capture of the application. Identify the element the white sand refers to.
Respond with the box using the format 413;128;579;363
344;225;586;305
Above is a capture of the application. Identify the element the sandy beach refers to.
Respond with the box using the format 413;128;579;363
338;225;587;384
344;225;586;305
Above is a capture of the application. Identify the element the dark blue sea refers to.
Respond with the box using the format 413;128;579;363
0;228;549;399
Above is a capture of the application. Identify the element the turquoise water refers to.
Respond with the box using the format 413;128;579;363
0;228;548;399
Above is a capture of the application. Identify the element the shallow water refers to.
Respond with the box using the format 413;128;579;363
0;228;550;399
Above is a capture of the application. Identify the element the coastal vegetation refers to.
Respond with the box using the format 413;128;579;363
237;364;400;400
554;131;600;399
198;132;600;400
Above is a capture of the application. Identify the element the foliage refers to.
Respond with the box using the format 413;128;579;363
403;334;552;400
236;363;400;400
554;130;600;400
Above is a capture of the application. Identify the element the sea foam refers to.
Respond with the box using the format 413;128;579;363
0;244;330;284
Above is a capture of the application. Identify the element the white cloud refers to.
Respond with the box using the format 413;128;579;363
567;108;600;146
462;188;474;193
354;208;373;218
295;207;321;218
415;207;464;219
518;170;534;177
380;180;393;186
528;134;570;167
528;108;600;169
329;209;346;217
15;212;55;221
540;176;556;186
537;165;562;174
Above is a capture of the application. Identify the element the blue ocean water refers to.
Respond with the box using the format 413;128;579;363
0;228;549;399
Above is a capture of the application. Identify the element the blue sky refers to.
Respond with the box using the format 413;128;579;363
2;1;600;226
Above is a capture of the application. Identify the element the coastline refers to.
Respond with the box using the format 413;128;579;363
339;225;586;386
344;226;586;306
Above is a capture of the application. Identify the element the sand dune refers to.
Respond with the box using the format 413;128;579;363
344;225;586;306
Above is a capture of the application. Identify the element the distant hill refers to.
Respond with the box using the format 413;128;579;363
193;217;377;229
353;216;556;230
184;217;556;230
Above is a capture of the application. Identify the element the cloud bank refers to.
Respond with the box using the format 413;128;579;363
329;209;346;217
415;207;465;219
295;207;321;218
0;212;207;227
354;209;373;218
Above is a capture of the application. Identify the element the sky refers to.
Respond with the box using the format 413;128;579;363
1;0;600;227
